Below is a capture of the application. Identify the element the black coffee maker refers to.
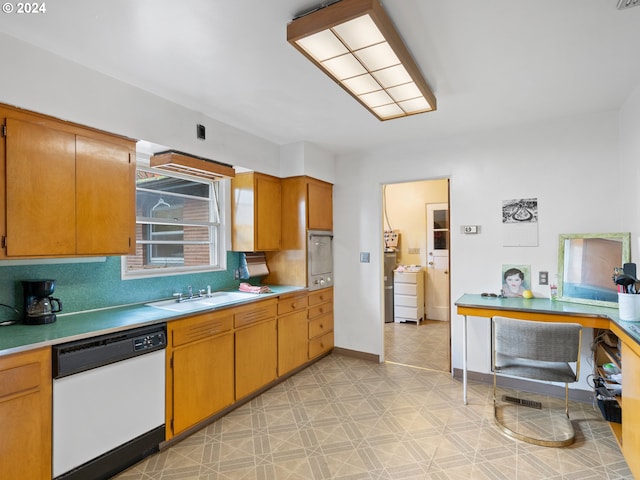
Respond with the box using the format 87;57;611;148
22;279;62;325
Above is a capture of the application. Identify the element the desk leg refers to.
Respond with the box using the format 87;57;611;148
463;314;468;405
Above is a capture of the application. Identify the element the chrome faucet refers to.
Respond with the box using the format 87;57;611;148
173;285;208;303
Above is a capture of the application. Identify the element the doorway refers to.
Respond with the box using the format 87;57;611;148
382;179;451;372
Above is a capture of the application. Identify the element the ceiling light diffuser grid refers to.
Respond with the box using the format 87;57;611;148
287;0;436;121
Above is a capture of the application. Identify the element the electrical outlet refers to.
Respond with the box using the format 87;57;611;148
539;271;548;285
360;252;370;263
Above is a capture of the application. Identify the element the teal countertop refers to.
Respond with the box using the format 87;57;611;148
0;285;304;356
455;293;640;344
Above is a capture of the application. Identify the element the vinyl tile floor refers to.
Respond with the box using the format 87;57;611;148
114;354;630;479
384;319;451;372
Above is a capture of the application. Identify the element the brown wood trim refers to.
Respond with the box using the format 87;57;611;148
150;151;235;179
456;305;611;329
332;346;379;363
452;368;594;404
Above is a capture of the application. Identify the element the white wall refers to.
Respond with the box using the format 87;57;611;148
0;33;281;175
619;83;640;262
334;110;629;390
279;141;336;184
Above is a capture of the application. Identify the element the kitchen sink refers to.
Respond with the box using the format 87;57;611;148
197;291;258;305
146;291;260;312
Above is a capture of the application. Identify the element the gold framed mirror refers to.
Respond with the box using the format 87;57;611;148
557;232;631;307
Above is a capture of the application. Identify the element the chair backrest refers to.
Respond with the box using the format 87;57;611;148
494;316;582;363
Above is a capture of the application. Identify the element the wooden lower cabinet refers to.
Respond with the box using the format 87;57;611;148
236;318;278;399
0;347;51;480
622;341;640;478
165;291;331;438
308;288;334;359
278;292;309;376
167;311;234;439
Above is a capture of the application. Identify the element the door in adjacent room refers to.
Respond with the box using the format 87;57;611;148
426;203;450;321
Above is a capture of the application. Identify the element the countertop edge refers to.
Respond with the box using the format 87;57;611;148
0;286;307;357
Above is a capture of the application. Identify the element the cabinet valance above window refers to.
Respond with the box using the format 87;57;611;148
150;150;235;180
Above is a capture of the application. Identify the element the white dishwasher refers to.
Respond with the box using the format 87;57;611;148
52;324;166;480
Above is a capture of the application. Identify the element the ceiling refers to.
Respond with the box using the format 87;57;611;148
1;0;640;156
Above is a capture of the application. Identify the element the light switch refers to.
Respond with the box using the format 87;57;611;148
360;252;370;263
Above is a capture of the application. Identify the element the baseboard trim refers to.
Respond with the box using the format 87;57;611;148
333;347;380;363
452;368;593;404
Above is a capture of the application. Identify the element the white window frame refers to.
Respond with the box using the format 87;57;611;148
121;164;231;280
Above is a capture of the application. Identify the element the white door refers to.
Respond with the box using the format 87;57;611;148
426;203;450;321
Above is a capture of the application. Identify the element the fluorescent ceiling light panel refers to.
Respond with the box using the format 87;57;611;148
333;14;383;49
287;0;436;121
323;53;367;80
373;64;412;88
297;29;348;61
342;74;381;95
353;42;399;71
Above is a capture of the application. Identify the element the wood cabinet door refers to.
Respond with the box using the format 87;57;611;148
5;117;76;256
0;347;51;480
255;174;281;250
171;333;234;436
278;310;309;376
235;319;277;399
307;181;332;231
622;342;640;479
76;135;134;255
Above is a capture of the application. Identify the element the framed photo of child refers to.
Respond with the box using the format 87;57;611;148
501;264;531;297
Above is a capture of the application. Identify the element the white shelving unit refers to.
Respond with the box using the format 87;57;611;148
393;268;425;323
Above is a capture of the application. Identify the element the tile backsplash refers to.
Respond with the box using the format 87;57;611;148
0;252;241;322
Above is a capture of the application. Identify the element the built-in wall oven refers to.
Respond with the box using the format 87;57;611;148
52;324;166;480
308;230;333;290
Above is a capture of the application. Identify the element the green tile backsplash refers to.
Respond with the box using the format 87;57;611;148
0;252;241;322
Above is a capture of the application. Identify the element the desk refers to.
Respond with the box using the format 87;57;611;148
456;294;640;477
454;294;640;405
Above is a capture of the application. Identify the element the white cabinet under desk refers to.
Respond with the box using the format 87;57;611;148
393;268;425;323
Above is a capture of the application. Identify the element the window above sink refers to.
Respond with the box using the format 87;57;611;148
122;145;233;280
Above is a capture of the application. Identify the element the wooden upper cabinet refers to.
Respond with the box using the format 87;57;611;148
0;104;136;258
5;117;77;256
76;135;134;255
232;172;281;251
307;179;333;231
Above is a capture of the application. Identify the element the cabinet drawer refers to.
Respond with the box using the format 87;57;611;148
0;361;40;399
395;306;420;318
394;272;419;284
277;294;307;315
309;314;333;339
308;288;333;307
308;301;333;319
234;300;277;328
394;283;417;295
395;294;419;307
309;331;334;358
171;312;233;347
